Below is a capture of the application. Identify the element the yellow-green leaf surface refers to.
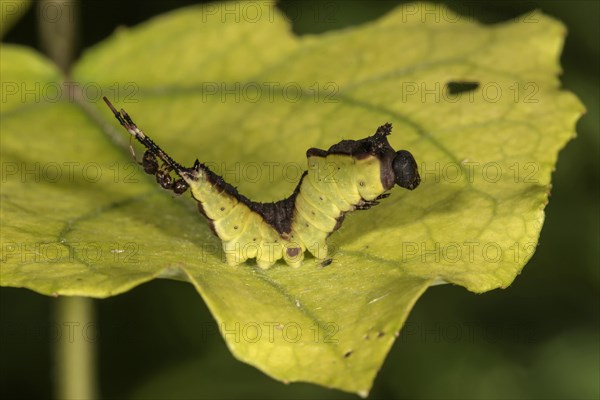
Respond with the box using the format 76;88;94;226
0;2;584;395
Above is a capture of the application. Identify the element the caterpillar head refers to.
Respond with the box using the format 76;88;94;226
370;123;421;191
392;149;420;190
321;122;421;193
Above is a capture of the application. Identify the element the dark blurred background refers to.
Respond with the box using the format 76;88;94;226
1;1;598;398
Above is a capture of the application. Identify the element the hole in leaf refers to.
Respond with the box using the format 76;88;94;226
446;81;480;95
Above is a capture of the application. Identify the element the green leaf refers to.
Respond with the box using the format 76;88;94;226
0;2;584;395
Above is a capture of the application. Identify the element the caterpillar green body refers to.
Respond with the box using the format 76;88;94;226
103;97;420;268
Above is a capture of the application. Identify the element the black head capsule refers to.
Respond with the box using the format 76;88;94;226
142;150;159;175
393;150;420;190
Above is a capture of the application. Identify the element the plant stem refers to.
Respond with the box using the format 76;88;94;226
54;297;98;400
37;0;98;398
37;0;77;73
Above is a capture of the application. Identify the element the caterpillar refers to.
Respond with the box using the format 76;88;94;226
103;97;420;268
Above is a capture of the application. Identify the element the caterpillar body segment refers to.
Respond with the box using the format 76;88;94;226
103;98;420;268
180;162;287;268
291;125;403;261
